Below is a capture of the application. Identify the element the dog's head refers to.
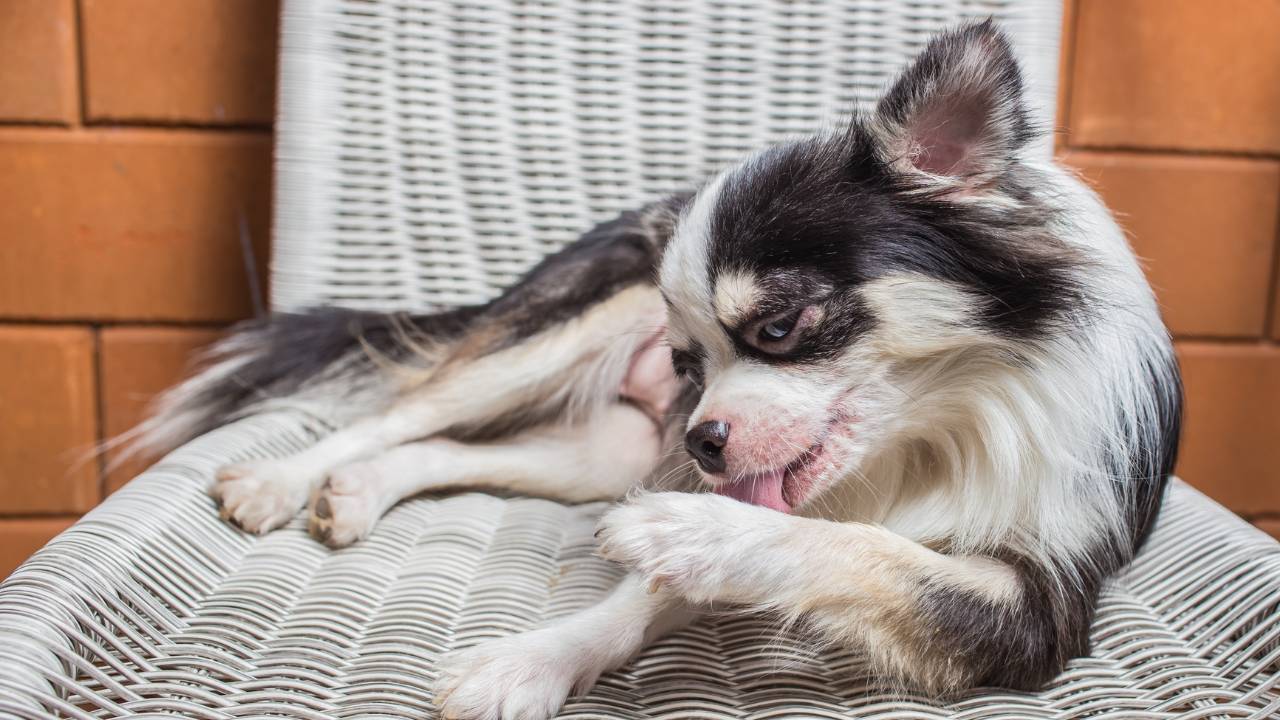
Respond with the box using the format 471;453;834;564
660;22;1085;513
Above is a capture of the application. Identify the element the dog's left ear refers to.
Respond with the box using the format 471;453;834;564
871;20;1034;191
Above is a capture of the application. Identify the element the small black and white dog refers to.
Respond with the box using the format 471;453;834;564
136;21;1181;719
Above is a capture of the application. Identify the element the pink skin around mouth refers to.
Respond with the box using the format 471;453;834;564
710;443;827;513
709;407;851;513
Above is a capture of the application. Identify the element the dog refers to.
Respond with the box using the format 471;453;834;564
131;21;1181;720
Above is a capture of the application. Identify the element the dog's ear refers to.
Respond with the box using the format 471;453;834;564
871;20;1034;190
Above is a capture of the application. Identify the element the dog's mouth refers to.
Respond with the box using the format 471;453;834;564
709;442;826;514
702;395;854;513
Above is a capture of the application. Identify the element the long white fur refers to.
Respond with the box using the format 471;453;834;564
661;153;1173;587
309;403;660;545
659;171;730;357
595;492;1022;691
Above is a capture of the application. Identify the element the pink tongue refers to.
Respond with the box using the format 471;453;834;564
712;469;792;513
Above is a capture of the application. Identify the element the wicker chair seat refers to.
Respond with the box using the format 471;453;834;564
3;1;1278;717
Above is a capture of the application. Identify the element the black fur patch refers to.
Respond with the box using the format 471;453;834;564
180;305;481;439
704;22;1085;363
917;553;1101;691
1119;351;1183;554
482;198;682;346
707;133;1084;357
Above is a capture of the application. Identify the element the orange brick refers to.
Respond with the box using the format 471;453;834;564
0;128;271;322
0;327;99;514
0;517;78;579
100;326;223;493
1273;258;1280;341
1069;0;1280;154
1054;0;1077;147
1063;152;1279;338
1253;518;1280;542
81;0;279;124
0;0;78;123
1175;343;1280;516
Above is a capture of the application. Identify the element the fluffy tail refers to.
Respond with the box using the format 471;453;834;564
118;306;479;461
116;200;681;464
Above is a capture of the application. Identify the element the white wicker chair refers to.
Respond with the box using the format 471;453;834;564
3;2;1279;718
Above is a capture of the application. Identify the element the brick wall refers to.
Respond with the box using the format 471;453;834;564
1057;0;1280;539
1;1;1277;577
0;0;277;575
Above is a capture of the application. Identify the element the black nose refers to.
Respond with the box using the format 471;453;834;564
685;420;730;474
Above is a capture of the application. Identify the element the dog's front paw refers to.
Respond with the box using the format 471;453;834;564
433;630;592;720
596;492;778;604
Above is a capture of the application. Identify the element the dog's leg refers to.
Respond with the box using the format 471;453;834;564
597;492;1058;694
433;574;694;720
307;403;662;546
214;284;666;533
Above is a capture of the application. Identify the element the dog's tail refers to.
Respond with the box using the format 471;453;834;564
115;306;479;462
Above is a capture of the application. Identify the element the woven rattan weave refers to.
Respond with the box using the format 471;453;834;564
270;0;1062;312
2;2;1278;718
2;416;1278;718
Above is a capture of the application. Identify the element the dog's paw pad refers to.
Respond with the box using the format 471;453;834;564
306;464;384;547
211;461;309;535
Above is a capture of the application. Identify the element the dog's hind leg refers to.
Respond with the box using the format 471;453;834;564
306;402;661;546
214;283;667;534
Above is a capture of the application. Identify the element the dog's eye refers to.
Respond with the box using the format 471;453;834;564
675;361;706;389
670;350;704;389
748;306;816;353
681;366;704;390
759;311;801;342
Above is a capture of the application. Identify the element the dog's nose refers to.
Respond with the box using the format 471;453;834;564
685;420;730;474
